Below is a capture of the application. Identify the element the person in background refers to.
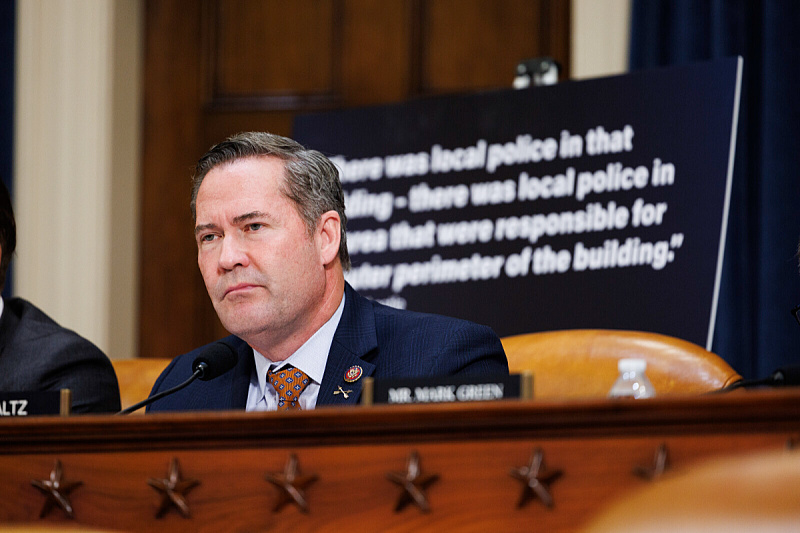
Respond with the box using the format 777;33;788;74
0;179;120;413
148;132;508;412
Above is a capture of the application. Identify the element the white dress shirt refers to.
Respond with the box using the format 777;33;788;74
246;293;345;411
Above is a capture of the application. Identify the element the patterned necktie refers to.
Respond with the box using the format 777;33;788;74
267;365;311;411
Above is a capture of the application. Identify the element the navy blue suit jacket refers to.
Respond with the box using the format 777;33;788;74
147;284;508;411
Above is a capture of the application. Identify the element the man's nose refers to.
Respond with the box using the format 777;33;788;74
218;234;250;270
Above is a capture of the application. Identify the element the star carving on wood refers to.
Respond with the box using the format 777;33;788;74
386;450;440;513
510;448;563;509
147;457;200;518
264;453;318;513
633;443;670;480
31;460;83;518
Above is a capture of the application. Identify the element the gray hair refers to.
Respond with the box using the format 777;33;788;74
191;132;350;270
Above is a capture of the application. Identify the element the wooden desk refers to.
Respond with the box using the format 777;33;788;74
1;390;799;532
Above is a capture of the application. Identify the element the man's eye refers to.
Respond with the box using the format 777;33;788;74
247;223;263;231
200;234;216;243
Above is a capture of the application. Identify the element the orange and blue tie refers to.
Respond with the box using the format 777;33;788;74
268;365;310;411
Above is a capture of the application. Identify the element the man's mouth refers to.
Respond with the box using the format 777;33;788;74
223;283;260;298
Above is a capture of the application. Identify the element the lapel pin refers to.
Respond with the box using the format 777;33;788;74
344;365;363;383
334;386;353;399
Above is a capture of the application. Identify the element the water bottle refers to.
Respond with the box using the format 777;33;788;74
608;358;655;399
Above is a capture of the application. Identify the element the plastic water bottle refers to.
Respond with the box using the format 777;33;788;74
608;358;655;399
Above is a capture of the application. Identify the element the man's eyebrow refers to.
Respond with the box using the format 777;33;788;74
194;211;270;236
194;222;217;236
232;211;269;225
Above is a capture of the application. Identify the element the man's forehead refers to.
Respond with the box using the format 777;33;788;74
199;157;286;194
209;154;285;178
194;155;299;227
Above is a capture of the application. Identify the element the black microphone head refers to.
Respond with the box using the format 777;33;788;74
192;341;238;381
771;365;800;387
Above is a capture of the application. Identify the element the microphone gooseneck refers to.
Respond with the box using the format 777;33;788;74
720;365;800;392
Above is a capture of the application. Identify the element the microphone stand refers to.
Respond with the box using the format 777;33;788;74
116;365;205;415
719;377;772;392
718;367;800;392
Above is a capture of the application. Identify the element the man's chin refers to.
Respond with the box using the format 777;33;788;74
216;312;268;340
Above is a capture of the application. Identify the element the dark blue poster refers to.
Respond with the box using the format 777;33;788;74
294;58;741;349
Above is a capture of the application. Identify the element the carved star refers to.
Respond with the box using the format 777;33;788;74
634;443;670;480
386;451;440;513
510;448;563;508
31;460;83;518
147;458;200;518
264;453;318;513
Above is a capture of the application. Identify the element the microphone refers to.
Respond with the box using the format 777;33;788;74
771;365;800;386
117;340;238;415
721;365;800;391
192;341;239;381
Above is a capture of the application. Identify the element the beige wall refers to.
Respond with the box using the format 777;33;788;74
572;0;631;80
14;0;141;359
11;0;627;360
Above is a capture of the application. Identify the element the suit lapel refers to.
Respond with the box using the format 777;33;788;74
0;306;13;359
228;337;255;409
0;301;18;379
317;284;377;407
318;341;376;406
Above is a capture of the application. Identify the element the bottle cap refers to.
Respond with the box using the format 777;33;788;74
618;358;647;372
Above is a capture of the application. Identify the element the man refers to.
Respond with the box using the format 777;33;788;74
148;132;508;411
0;180;120;414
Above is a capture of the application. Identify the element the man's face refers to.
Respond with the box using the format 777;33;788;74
194;156;327;344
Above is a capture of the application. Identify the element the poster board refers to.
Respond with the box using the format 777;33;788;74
294;58;742;348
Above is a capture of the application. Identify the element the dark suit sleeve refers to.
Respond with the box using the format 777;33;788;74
430;321;509;377
40;336;122;414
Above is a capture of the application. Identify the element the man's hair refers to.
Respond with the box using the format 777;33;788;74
191;132;350;270
0;179;15;290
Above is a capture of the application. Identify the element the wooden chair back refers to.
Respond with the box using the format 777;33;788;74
112;358;172;414
501;329;742;399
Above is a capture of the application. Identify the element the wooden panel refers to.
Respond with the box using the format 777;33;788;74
1;391;799;531
141;0;214;359
0;436;788;532
140;0;571;358
422;0;555;92
540;0;571;74
213;0;336;96
341;1;412;104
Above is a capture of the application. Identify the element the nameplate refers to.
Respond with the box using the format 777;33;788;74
362;373;531;406
0;390;71;416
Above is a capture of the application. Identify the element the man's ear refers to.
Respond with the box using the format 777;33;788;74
316;211;341;265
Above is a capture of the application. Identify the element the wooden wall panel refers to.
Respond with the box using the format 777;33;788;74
341;1;412;104
422;0;545;92
213;1;337;96
141;0;571;358
142;0;213;359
